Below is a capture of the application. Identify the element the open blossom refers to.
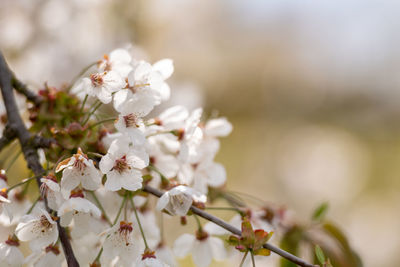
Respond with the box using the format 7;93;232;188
156;185;206;216
0;189;12;222
173;230;226;267
15;209;58;251
25;245;64;267
0;236;24;267
40;175;64;211
101;221;139;266
57;190;101;230
97;48;133;77
56;148;102;197
177;108;203;163
76;70;125;104
135;250;170;267
100;137;148;191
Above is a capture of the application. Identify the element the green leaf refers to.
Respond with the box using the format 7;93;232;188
241;218;254;239
312;202;329;222
279;226;303;267
314;245;326;264
228;235;240;246
254;248;271;256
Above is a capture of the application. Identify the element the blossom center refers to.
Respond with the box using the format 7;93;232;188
90;73;104;87
112;155;131;174
73;156;87;172
195;230;209;241
118;221;133;246
123;113;138;128
40;215;52;230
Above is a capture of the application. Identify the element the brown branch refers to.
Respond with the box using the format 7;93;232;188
0;52;79;267
143;185;318;267
0;124;16;152
12;75;42;106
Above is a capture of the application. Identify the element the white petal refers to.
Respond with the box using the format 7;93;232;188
192;240;212;267
205;118;232;137
173;234;195;258
205;162;226;187
156;193;170;211
209;237;227;261
153;59;174;79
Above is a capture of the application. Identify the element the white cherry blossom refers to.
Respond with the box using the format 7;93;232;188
100;137;149;191
101;221;139;266
156;185;206;216
57;190;101;230
15;209;58;251
0;237;24;267
76;70;125;104
56;148;102;198
40;176;64;211
97;48;133;77
173;231;226;267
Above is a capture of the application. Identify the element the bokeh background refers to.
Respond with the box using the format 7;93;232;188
1;0;400;266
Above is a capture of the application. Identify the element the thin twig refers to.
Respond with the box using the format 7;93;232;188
143;185;318;267
0;52;79;267
11;76;42;106
0;125;16;152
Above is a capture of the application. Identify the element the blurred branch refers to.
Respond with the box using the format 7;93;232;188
0;124;16;152
12;75;42;106
143;185;319;267
0;52;79;267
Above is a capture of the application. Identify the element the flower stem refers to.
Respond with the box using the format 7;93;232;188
250;250;256;267
89;118;116;129
113;193;128;225
5;149;21;172
27;195;41;214
6;175;39;192
93;247;103;263
193;214;202;231
67;62;97;92
130;197;149;249
79;94;88;114
89;191;112;226
82;100;102;126
239;251;249;267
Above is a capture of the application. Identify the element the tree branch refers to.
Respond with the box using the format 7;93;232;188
143;185;318;267
0;52;80;267
0;124;16;152
12;75;42;106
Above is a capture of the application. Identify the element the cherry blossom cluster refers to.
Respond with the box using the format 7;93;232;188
0;48;281;267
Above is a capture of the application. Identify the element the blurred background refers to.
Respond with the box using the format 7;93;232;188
1;0;400;266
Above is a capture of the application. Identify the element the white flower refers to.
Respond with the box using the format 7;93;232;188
204;117;232;138
192;159;227;194
178;108;203;163
130;210;160;249
113;59;174;114
0;189;12;224
15;209;58;251
76;70;125;104
25;245;63;267
101;221;139;266
0;170;7;189
56;148;102;198
155;245;177;267
0;237;24;267
98;48;133;77
57;190;101;229
100;137;148;191
136;252;170;267
173;231;226;267
156;185;206;216
40;176;64;211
